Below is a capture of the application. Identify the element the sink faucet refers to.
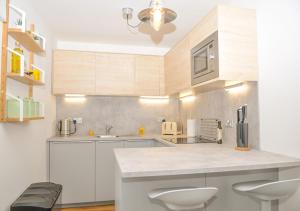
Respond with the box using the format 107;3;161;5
105;125;113;135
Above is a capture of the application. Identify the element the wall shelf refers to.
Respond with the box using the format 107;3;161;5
0;1;47;123
7;72;44;86
4;117;44;123
8;28;45;53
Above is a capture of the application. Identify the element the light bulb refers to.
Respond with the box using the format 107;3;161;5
150;0;165;31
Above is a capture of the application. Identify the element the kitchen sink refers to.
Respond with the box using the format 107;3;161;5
96;135;119;138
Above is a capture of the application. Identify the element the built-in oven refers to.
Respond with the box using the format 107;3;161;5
191;31;219;85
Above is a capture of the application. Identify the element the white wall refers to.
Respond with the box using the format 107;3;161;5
255;1;300;210
0;0;56;210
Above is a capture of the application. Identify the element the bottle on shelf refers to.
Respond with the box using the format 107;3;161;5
11;42;23;74
30;69;41;81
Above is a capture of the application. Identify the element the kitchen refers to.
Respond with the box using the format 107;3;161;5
1;1;300;211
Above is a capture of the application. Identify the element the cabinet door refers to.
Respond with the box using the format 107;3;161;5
135;55;164;96
124;140;155;148
95;53;135;96
189;7;218;49
53;50;96;95
96;141;124;201
49;142;95;204
164;36;191;95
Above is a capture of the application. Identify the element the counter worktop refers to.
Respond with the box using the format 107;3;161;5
114;144;300;178
48;135;300;179
48;135;179;144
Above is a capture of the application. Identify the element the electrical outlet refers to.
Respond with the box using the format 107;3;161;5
73;117;83;124
157;117;165;123
225;120;234;128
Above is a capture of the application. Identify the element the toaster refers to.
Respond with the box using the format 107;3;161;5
161;122;181;135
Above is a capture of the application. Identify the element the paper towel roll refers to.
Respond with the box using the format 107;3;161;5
187;119;197;137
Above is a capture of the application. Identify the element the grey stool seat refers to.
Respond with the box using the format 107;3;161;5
149;187;218;211
233;179;300;211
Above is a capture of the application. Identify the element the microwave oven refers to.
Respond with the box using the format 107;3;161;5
191;31;219;85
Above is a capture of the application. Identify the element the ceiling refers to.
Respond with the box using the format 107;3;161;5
28;0;256;48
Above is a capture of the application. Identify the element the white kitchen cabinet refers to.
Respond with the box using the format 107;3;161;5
96;141;124;202
124;140;155;148
49;141;96;204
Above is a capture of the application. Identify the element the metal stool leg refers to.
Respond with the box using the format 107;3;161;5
261;201;272;211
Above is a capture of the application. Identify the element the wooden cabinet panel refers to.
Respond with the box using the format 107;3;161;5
135;55;164;96
53;50;96;95
53;51;164;96
95;53;135;96
165;5;258;94
217;5;258;81
165;35;191;95
189;7;218;49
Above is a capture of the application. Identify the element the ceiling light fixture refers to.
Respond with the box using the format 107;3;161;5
122;0;177;32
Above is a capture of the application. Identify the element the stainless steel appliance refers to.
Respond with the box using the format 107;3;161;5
191;31;219;85
58;118;76;136
164;137;218;144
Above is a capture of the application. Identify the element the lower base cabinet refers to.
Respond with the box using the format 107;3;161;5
49;142;96;204
96;141;124;201
49;139;167;205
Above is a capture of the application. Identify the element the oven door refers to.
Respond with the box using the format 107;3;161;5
192;42;214;78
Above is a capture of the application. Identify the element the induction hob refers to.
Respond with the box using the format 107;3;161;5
164;137;218;144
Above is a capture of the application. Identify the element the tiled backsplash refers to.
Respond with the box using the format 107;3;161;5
56;82;259;148
56;96;179;136
179;82;259;148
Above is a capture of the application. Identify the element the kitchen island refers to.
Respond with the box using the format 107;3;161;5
114;144;300;211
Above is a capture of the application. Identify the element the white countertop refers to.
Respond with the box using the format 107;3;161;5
48;135;171;142
114;144;300;178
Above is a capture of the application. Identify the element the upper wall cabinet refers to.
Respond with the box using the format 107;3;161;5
52;50;164;96
53;50;96;95
135;55;164;96
165;35;191;95
165;5;258;95
95;53;135;96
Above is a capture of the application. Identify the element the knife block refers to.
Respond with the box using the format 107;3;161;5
236;123;250;151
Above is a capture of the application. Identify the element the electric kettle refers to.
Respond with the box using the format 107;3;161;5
58;118;76;136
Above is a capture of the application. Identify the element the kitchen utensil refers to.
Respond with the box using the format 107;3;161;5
236;105;249;151
199;119;222;144
187;119;197;137
58;118;77;136
161;122;181;135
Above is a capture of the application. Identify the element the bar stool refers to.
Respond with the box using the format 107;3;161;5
233;179;300;211
148;187;218;211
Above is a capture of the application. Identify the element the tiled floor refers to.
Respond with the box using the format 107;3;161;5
62;205;114;211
